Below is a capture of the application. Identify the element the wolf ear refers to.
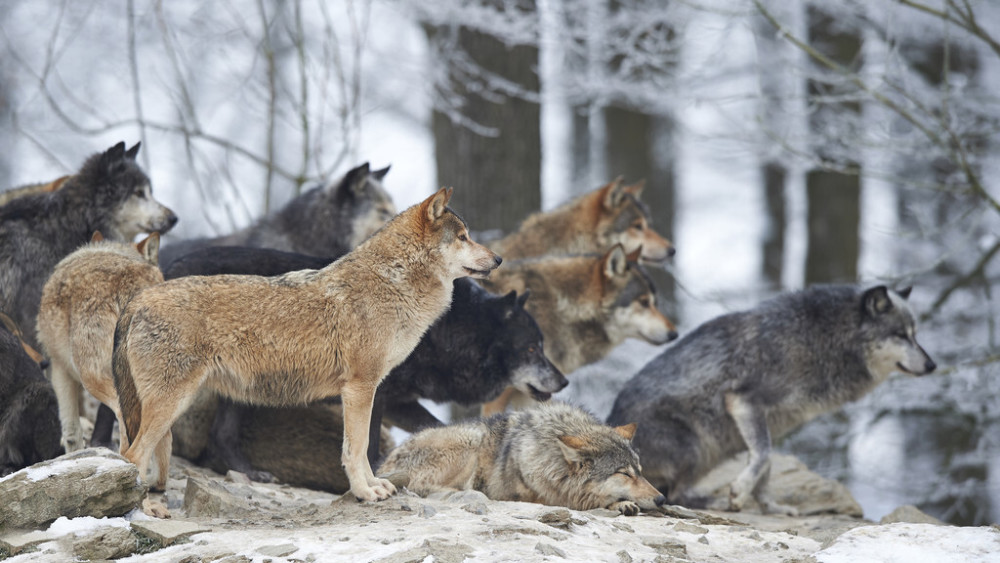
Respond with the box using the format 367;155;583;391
338;162;371;195
103;142;127;163
558;435;588;463
601;176;627;210
125;142;141;160
862;286;893;317
613;423;637;441
603;244;628;278
90;231;104;243
625;246;643;263
372;165;391;180
136;232;160;265
516;289;531;308
896;286;912;300
424;187;453;222
623;179;646;197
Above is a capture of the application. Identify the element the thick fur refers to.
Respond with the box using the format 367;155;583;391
479;245;677;414
0;142;177;350
162;246;565;474
0;313;62;475
159;162;394;267
0;175;71;207
113;188;501;504
489;177;674;265
379;402;666;515
37;233;164;454
607;285;937;515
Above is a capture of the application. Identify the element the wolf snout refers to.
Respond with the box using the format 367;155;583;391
654;494;667;507
923;358;937;373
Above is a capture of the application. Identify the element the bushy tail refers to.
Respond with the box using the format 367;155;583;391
112;311;141;444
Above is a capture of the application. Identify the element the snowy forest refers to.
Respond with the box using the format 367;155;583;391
2;0;998;526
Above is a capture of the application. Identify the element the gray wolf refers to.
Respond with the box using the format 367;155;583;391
113;187;501;505
158;162;394;267
378;401;666;515
607;285;937;515
0;311;62;475
37;232;164;454
488;177;674;264
479;244;677;414
0;142;177;350
0;175;70;207
163;245;565;473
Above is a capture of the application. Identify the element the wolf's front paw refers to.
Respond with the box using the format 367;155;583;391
142;497;171;519
60;433;84;453
353;478;397;502
610;501;640;516
728;482;752;512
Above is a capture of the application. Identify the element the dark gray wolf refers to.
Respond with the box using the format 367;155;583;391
488;177;674;265
158;162;393;267
113;188;501;509
0;142;177;350
607;285;937;515
479;245;678;414
37;232;163;454
378;401;666;515
161;246;565;477
0;312;62;475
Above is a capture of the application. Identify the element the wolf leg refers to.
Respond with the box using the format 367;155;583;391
207;398;274;482
752;466;798;516
366;393;387;468
90;403;116;450
51;363;84;452
724;393;773;512
149;429;172;492
341;382;396;501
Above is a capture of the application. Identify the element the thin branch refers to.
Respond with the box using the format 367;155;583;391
922;238;1000;321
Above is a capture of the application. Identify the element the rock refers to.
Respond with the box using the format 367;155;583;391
372;539;474;563
183;477;255;518
0;448;145;529
256;543;299;557
418;504;437;518
71;526;136;561
534;542;567;557
616;550;634;563
642;538;688;558
462;502;488;515
131;519;212;546
0;530;57;555
693;452;863;516
879;505;945;525
537;508;574;529
224;470;252;485
674;522;709;535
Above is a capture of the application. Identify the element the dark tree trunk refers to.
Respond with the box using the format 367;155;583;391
762;162;786;288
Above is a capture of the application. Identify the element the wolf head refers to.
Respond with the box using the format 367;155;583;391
556;417;666;515
69;142;178;242
488;290;567;401
860;286;936;382
601;245;678;346
331;162;397;249
595;178;674;265
416;188;502;281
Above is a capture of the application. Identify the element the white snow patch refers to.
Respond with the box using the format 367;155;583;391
47;515;131;536
814;523;1000;563
2;455;128;483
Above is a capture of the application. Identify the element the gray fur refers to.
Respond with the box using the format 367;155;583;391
159;162;394;266
607;284;936;514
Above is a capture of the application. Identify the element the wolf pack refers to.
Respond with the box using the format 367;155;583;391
0;141;937;520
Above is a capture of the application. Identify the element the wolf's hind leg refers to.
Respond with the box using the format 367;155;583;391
752;467;798;516
724;393;774;512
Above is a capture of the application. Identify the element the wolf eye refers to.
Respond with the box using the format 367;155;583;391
528;346;536;354
616;469;632;477
458;234;468;242
639;296;651;307
632;222;643;230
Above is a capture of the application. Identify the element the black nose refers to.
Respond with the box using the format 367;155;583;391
925;359;937;373
493;255;502;268
654;494;667;507
39;359;50;370
166;212;179;229
667;247;676;257
667;330;679;341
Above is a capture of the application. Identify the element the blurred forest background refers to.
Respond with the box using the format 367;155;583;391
1;0;998;525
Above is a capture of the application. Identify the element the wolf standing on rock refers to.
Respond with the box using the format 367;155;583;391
113;188;501;507
608;285;937;515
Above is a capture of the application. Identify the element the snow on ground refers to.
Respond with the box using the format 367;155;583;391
814;523;1000;563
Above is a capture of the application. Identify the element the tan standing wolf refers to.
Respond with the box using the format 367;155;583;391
479;245;677;414
113;188;501;507
488;177;674;264
37;232;163;454
378;402;666;515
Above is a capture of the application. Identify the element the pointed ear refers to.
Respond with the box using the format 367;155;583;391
896;286;912;300
623;179;646;197
603;244;628;278
625;246;642;263
136;232;160;264
337;162;371;195
125;142;141;160
90;231;104;243
424;187;453;222
862;286;893;317
613;423;637;441
103;142;126;162
516;289;531;308
601;176;626;210
558;435;587;463
372;165;391;180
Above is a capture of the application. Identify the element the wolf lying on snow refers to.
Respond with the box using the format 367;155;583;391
608;285;937;515
113;188;501;505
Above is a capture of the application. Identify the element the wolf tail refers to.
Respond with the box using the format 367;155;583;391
112;310;141;444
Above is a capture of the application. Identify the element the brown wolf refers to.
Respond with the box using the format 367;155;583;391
0;175;71;207
113;188;501;505
479;245;677;414
378;402;666;515
37;232;163;454
488;177;673;264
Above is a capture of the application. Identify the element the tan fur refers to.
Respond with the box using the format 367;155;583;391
479;245;676;415
0;175;71;207
0;311;46;366
489;177;674;264
114;188;500;506
36;232;163;455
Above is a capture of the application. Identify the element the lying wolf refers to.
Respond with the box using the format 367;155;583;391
37;232;164;454
607;285;937;515
113;188;500;508
488;176;673;265
379;402;666;515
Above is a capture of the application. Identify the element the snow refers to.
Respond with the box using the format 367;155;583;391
0;455;127;483
814;523;1000;563
47;515;131;536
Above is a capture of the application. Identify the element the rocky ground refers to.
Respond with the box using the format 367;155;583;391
1;449;998;562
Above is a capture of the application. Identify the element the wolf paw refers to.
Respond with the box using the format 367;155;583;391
142;497;171;519
353;478;397;502
760;498;799;517
610;501;641;516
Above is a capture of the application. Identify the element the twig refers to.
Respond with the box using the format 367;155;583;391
922;238;1000;321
